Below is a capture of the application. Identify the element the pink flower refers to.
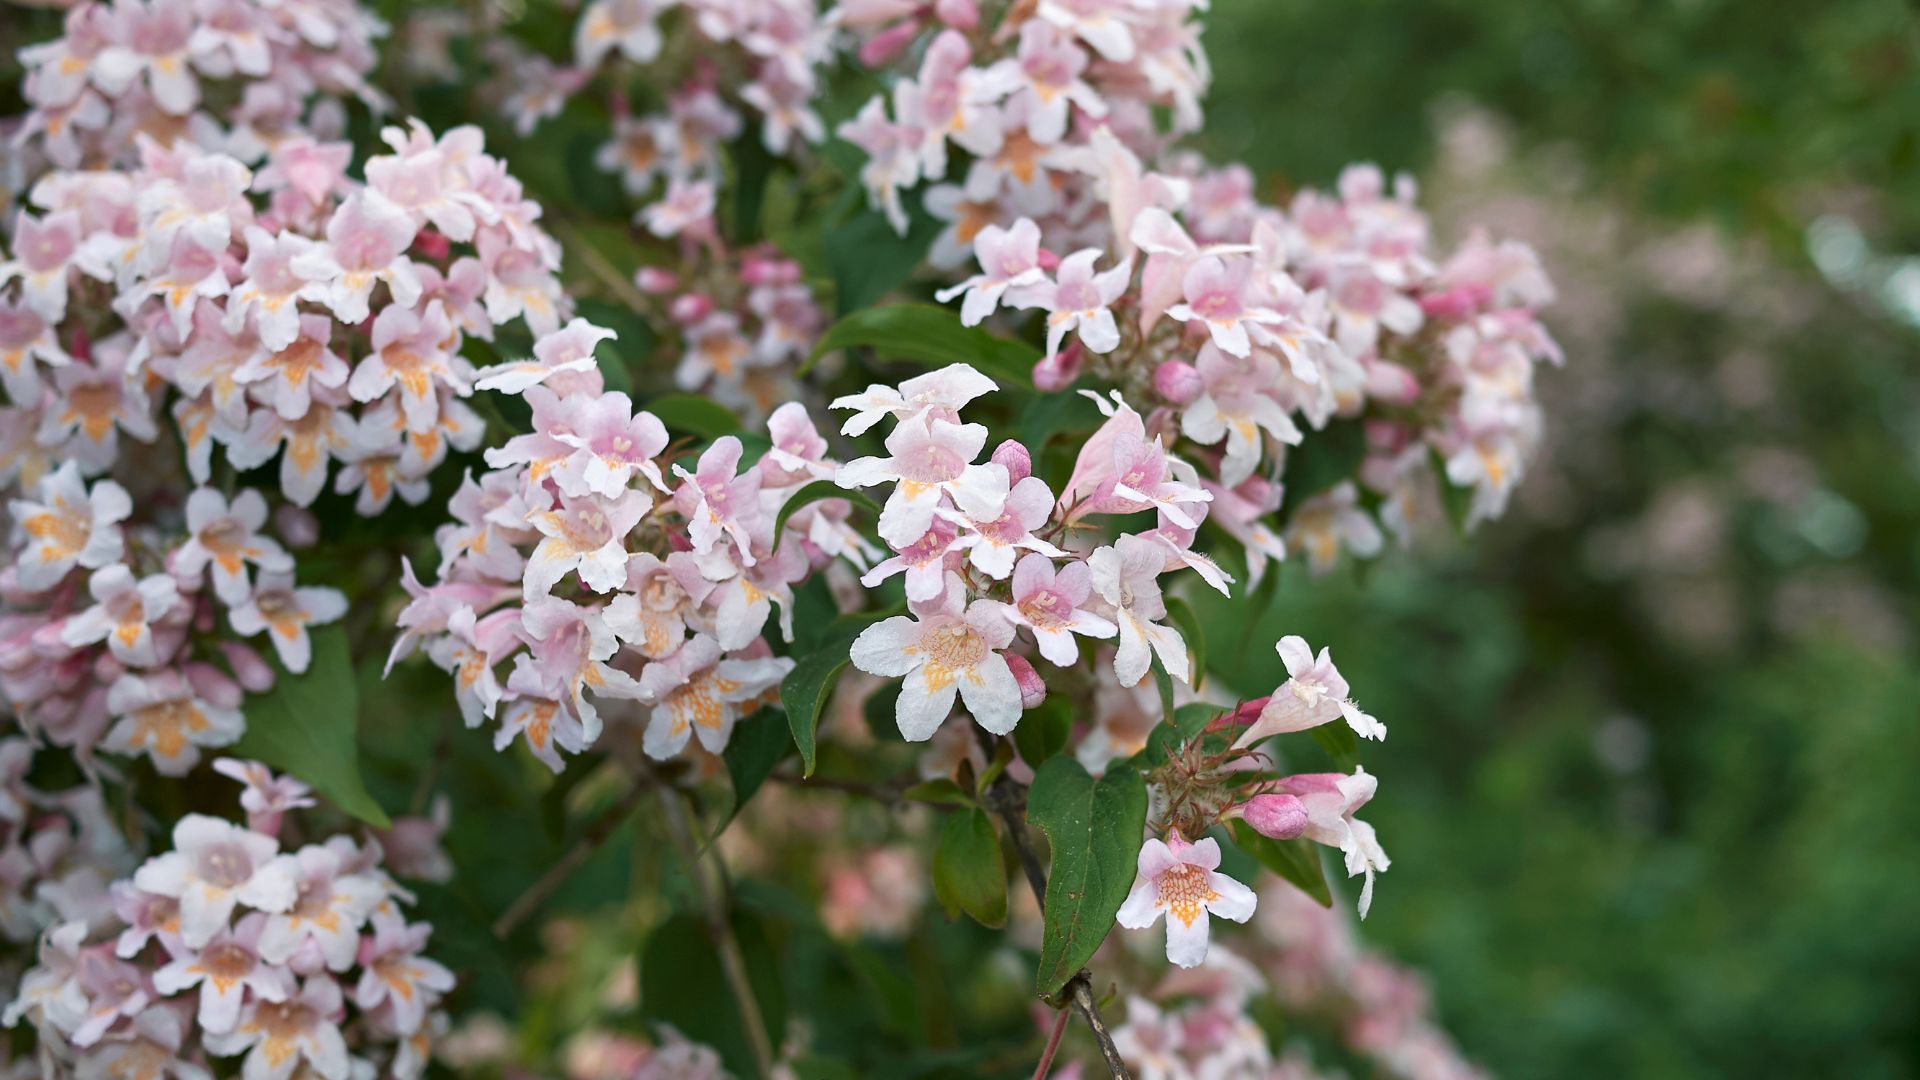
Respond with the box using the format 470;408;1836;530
175;487;294;605
829;361;998;437
506;597;642;745
102;672;246;776
940;474;1066;579
6;462;130;590
1165;255;1290;359
849;573;1022;740
91;0;200;114
1087;534;1188;688
1012;247;1132;360
58;563;180;667
472;316;611;396
1271;767;1390;916
0;210;85;322
975;21;1105;144
0;298;71;400
835;413;1009;548
1284;481;1383;575
224;227;321;352
291;193;422;324
352;911;455;1035
352;300;467;435
1116;834;1257;968
153;912;293;1034
131;814;297;947
1001;553;1115;666
232;313;350;421
859;516;962;603
1179;344;1303;488
211;758;316;836
201;973;352;1080
935;220;1049;327
225;571;348;675
523;489;650;599
671;436;765;567
636;633;792;759
551;392;670;500
1233;635;1385;745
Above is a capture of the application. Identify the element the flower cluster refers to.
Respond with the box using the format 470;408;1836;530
836;0;1209;244
632;246;825;420
3;760;453;1080
13;0;388;173
842;366;1221;740
0;737;136;946
394;318;879;769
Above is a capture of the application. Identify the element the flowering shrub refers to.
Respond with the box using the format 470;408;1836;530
0;0;1560;1077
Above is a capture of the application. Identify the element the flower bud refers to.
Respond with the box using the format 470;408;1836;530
991;439;1032;483
274;505;320;549
1241;793;1309;840
1005;653;1047;710
1363;358;1421;405
668;293;714;324
1154;359;1203;405
859;21;922;68
634;267;679;293
219;641;278;694
935;0;979;29
184;661;245;709
1033;340;1084;391
413;230;451;262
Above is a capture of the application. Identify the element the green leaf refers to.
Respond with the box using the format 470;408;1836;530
1230;821;1332;907
779;651;849;779
1430;447;1477;537
232;625;389;827
1310;721;1360;772
1016;382;1100;461
1151;653;1177;724
901;778;975;807
772;480;880;546
719;709;793;836
1278;419;1367;517
647;393;744;440
824;202;940;315
1012;695;1072;768
932;807;1008;928
802;303;1039;388
1133;702;1229;769
1026;756;1149;996
1164;595;1207;689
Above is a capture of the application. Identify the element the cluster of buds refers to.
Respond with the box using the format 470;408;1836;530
836;0;1209;244
393;318;877;770
3;760;453;1080
13;0;388;173
632;245;825;420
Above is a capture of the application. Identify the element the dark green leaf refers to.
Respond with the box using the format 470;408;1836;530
1151;653;1177;724
1012;695;1072;768
1133;702;1229;769
571;297;646;396
780;650;849;778
802;303;1039;389
773;480;881;546
901;778;975;807
647;393;744;439
824;202;940;314
1278;419;1367;517
1026;756;1149;995
1230;821;1332;907
1430;447;1477;537
719;709;793;836
1164;595;1206;689
640;909;787;1077
932;808;1008;927
233;625;389;827
1310;721;1360;772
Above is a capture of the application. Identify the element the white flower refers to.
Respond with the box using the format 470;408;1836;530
7;461;130;590
132;814;298;947
849;572;1022;740
1087;534;1189;688
834;413;1009;548
174;487;294;605
1233;635;1385;745
1116;835;1257;968
58;563;179;667
226;571;349;674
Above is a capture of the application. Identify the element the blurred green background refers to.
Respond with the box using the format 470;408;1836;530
1198;0;1920;1076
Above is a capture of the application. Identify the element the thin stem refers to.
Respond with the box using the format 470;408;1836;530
986;762;1133;1080
491;782;648;939
655;783;779;1079
766;770;906;804
1032;1003;1072;1080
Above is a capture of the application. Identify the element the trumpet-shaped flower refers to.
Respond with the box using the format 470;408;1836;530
835;413;1008;548
7;462;130;590
849;573;1021;740
1116;835;1257;968
1000;553;1115;666
132;814;297;947
1088;534;1189;688
58;563;180;666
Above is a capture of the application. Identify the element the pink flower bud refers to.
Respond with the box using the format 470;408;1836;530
1155;359;1203;405
1220;696;1270;730
991;440;1032;483
1033;340;1084;391
740;256;782;286
219;641;278;694
859;21;922;67
935;0;979;29
1419;284;1490;321
1036;246;1062;271
1241;793;1309;840
412;230;451;262
634;267;679;294
273;505;320;549
1005;653;1047;709
184;662;244;709
1362;358;1422;405
668;293;714;324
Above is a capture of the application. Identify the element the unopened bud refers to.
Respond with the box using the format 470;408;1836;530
219;641;278;694
1033;341;1084;391
634;267;679;294
274;505;319;549
668;293;714;324
991;440;1032;483
1005;653;1047;710
1362;358;1421;405
859;21;922;67
1241;793;1309;840
1154;359;1203;406
935;0;979;29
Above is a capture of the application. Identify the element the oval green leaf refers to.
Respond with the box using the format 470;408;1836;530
1026;756;1148;996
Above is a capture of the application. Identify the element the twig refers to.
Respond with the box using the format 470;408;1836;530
987;765;1133;1080
655;782;779;1079
491;783;648;938
1032;1003;1072;1080
766;770;906;803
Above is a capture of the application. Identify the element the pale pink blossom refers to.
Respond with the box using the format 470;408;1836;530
58;563;180;667
131;815;297;947
1001;553;1115;666
174;487;293;605
834;413;1008;548
523;489;651;599
636;633;791;759
1234;635;1385;745
1116;835;1257;968
225;571;348;674
671;436;764;567
849;573;1022;740
829;362;998;437
1272;767;1390;916
7;462;130;590
934;218;1049;326
1012;247;1132;360
153;912;293;1034
1087;534;1189;688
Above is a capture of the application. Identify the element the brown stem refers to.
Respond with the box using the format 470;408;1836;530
491;782;648;939
655;783;779;1079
